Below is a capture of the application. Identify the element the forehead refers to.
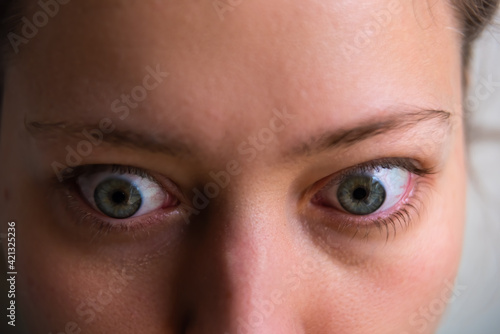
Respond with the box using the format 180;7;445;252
11;0;462;159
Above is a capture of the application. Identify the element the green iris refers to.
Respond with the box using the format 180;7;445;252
94;177;142;219
337;175;386;215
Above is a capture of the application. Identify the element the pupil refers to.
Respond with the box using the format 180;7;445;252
111;191;128;204
352;187;367;200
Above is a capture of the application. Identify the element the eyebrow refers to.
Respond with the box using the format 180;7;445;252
25;108;451;158
290;109;451;156
25;118;192;157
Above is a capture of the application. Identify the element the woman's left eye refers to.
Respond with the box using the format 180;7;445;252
313;166;411;216
76;167;173;219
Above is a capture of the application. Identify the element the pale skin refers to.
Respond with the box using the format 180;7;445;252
0;0;466;333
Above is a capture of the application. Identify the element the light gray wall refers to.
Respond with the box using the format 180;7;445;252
438;13;500;334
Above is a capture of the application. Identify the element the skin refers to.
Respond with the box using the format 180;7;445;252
0;0;467;333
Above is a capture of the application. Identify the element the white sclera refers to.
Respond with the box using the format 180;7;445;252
371;168;410;212
326;167;411;214
77;171;165;218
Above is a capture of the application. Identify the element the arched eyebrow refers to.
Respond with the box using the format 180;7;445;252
288;109;452;157
25;108;452;158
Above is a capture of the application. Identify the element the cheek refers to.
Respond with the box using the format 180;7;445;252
305;135;466;333
12;192;166;333
7;174;83;331
0;130;119;332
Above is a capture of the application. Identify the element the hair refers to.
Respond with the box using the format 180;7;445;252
0;0;498;108
452;0;500;86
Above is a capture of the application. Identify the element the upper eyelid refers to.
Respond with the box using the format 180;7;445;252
61;164;159;185
63;159;429;203
69;164;186;204
316;157;430;191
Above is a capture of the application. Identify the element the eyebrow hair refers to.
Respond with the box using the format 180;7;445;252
25;108;451;158
25;118;192;157
290;109;451;156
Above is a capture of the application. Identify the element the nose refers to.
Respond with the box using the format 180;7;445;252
176;195;309;334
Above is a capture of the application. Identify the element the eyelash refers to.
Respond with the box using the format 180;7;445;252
55;165;181;238
54;158;433;240
310;157;434;240
331;157;433;184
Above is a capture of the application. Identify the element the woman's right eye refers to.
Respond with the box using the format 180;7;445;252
76;166;177;219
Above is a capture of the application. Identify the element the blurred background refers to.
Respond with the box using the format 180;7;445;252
438;12;500;334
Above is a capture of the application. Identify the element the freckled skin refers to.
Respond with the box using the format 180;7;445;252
0;0;466;333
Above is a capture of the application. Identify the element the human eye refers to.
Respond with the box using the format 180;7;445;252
310;158;433;239
58;165;180;234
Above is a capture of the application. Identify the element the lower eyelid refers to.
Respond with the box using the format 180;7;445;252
306;176;427;239
52;181;183;238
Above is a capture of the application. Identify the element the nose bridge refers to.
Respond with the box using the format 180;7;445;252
181;190;305;333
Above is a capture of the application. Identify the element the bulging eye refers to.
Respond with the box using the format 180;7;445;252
77;167;171;219
314;167;411;216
